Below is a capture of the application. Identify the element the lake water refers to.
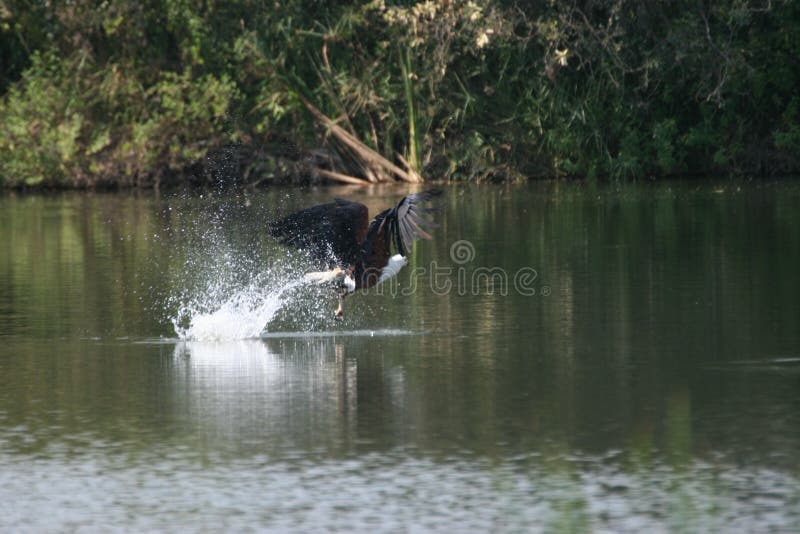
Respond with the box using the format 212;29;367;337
1;183;799;532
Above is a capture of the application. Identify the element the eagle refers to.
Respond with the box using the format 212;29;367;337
269;189;442;317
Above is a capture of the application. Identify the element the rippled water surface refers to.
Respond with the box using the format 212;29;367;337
1;183;799;532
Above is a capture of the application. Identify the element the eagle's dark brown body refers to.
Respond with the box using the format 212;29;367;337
269;190;441;314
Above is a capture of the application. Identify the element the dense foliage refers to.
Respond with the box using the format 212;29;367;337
1;1;798;187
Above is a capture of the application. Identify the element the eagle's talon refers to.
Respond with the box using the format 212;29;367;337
334;294;345;318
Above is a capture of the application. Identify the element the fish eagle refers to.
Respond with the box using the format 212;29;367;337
269;189;442;317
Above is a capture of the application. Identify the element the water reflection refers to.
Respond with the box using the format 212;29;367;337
172;339;359;454
169;335;422;457
2;183;800;531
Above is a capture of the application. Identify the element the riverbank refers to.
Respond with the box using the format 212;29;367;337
2;2;799;189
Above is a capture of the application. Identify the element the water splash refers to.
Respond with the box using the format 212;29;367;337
162;193;343;340
167;250;340;341
172;277;305;341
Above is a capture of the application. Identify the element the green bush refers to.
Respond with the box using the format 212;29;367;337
1;0;799;188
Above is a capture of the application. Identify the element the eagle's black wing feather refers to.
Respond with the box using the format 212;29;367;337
390;189;441;256
269;198;368;267
363;189;442;259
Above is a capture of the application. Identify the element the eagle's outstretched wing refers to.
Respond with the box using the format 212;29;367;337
268;198;369;267
361;189;441;264
389;189;442;256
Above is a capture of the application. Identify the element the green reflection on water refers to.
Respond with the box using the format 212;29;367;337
1;183;799;530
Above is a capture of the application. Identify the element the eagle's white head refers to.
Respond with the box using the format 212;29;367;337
377;254;408;285
342;273;356;293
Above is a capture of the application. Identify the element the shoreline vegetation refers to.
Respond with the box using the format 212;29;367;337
1;1;799;190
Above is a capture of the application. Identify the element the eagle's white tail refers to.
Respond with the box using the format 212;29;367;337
304;267;345;284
